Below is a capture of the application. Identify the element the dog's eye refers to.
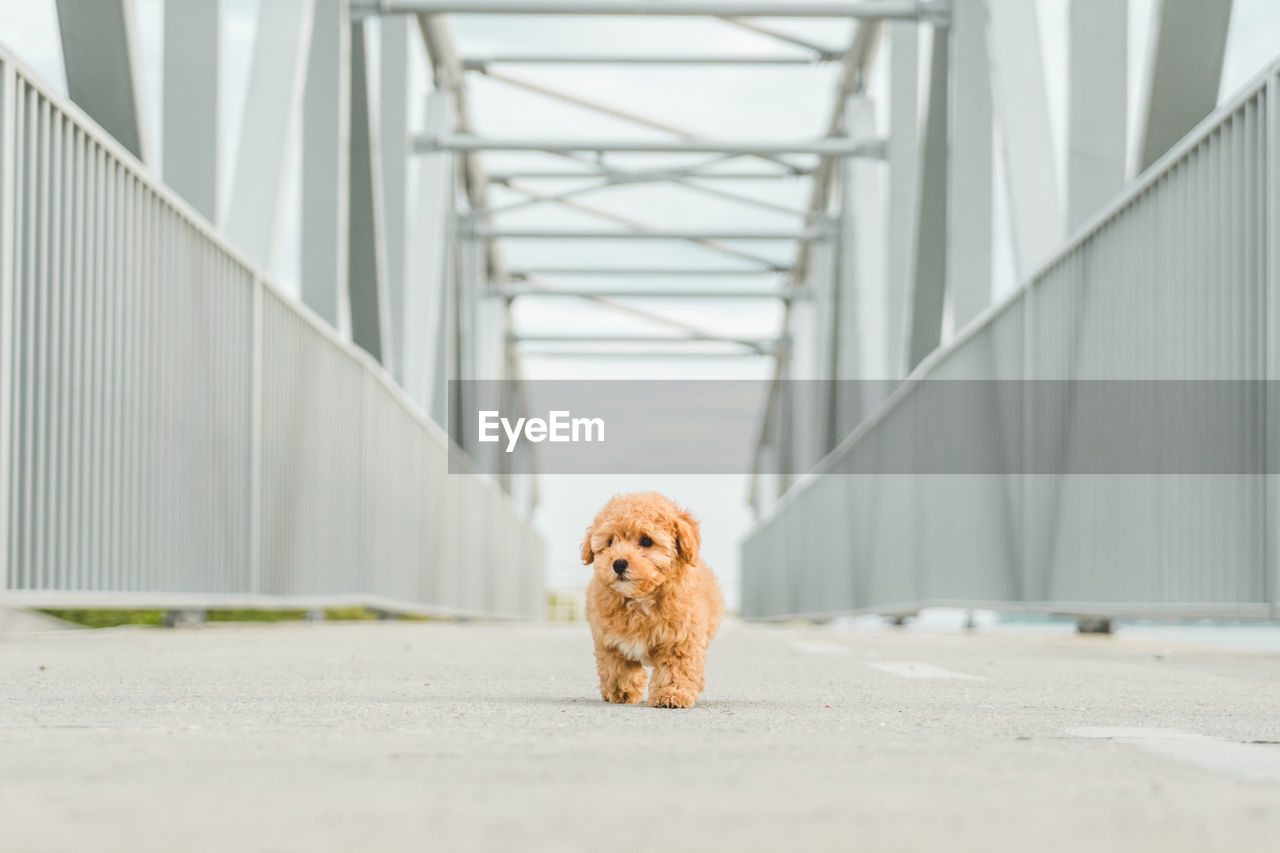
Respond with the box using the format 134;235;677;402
639;535;653;548
607;536;613;547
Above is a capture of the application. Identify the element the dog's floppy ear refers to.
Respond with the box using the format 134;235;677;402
673;508;701;566
580;525;596;565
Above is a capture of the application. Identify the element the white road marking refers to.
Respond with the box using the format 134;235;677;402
865;662;983;680
1066;727;1200;740
1065;727;1280;782
790;641;851;655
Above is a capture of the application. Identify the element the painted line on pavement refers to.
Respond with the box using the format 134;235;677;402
865;662;983;680
1065;727;1280;782
790;640;852;655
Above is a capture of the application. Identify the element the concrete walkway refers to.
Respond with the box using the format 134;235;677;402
2;619;1278;852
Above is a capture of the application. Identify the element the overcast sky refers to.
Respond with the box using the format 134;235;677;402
1;0;1278;604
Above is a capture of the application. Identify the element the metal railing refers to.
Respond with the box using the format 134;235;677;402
0;50;543;618
742;59;1279;622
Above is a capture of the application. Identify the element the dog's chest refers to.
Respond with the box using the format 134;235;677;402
608;635;651;662
607;598;659;661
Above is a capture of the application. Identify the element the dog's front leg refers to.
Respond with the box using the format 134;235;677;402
648;644;704;709
594;642;647;704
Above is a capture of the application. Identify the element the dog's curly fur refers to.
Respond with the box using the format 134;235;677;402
582;492;723;709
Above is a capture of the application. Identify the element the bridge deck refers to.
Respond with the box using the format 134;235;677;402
2;620;1278;851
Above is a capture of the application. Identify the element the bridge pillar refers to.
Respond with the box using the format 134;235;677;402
54;0;150;163
162;0;222;222
946;0;993;331
1066;0;1127;229
347;17;392;367
225;0;315;271
300;0;351;332
1134;0;1233;174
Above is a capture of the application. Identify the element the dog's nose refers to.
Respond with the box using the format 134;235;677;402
612;559;628;576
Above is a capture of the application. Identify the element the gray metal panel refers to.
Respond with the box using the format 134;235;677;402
986;0;1063;275
162;0;222;222
885;21;917;380
259;289;364;595
1269;67;1280;618
836;93;886;404
1066;0;1126;229
743;58;1278;622
53;0;150;163
5;71;255;596
347;19;391;365
300;0;350;330
905;25;950;371
946;0;992;330
225;0;314;270
381;15;410;386
0;60;16;594
356;0;931;18
362;367;428;603
0;51;543;618
1135;0;1234;174
406;93;453;414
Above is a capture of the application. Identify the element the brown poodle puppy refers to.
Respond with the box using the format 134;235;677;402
582;492;724;708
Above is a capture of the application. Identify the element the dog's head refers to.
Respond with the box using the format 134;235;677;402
581;492;701;599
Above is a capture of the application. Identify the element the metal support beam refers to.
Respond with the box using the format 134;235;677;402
495;287;805;300
226;0;314;270
474;227;824;241
381;14;411;383
904;24;950;372
986;0;1062;276
162;0;221;221
415;15;508;286
714;17;843;58
474;68;812;175
1067;0;1127;229
484;167;819;220
748;20;883;495
1134;0;1234;174
490;169;813;180
517;275;771;347
946;0;992;329
885;20;918;379
353;1;940;20
1269;59;1280;620
510;334;778;349
405;92;454;411
300;0;349;329
508;267;787;277
785;20;883;303
521;349;772;359
838;95;886;382
462;55;838;67
501;180;785;268
348;18;392;365
54;0;150;162
418;134;886;157
478;68;698;138
0;61;15;592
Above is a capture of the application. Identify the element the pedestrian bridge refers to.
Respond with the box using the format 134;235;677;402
2;3;1280;627
1;2;1278;624
3;3;1280;850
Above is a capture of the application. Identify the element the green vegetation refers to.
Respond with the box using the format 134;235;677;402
545;590;582;623
39;609;166;628
206;609;308;623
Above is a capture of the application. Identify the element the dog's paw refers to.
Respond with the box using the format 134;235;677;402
649;689;698;709
601;685;644;704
